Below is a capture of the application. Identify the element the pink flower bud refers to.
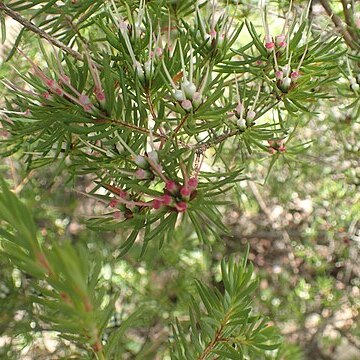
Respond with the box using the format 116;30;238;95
109;199;119;208
60;75;70;84
152;199;162;209
192;92;202;107
279;144;286;153
209;29;217;38
269;147;276;154
291;71;299;81
181;99;192;111
46;79;56;88
113;211;122;219
156;47;163;57
95;89;106;102
188;177;198;190
175;202;187;213
54;88;63;96
275;34;286;47
135;169;152;180
119;190;128;198
79;94;91;105
0;130;9;138
275;70;283;80
161;194;173;206
265;42;275;50
43;92;51;100
235;102;243;116
180;186;191;199
166;180;178;193
246;110;256;121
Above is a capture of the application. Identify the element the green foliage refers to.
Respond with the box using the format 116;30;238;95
171;250;281;359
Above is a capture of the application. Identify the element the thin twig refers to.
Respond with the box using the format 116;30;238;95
340;0;358;43
318;0;356;50
0;1;84;61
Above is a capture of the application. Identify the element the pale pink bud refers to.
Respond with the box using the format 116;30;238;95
275;34;286;46
60;75;70;84
156;47;163;57
269;147;276;154
135;169;152;179
113;211;122;219
291;71;299;81
192;92;202;107
246;110;256;121
209;29;217;38
79;94;91;105
181;99;193;111
265;42;275;50
235;102;243;115
275;70;283;80
279;144;286;153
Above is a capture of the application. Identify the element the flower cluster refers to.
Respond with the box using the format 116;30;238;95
234;80;261;131
19;50;105;112
106;174;199;221
162;44;207;112
261;3;307;93
268;139;286;154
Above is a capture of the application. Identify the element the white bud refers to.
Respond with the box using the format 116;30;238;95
106;150;115;158
144;60;152;79
351;83;359;92
148;150;159;163
135;61;144;81
282;65;291;77
236;118;247;131
282;77;291;89
349;76;357;85
116;143;124;153
174;90;185;101
182;80;197;99
134;155;148;169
